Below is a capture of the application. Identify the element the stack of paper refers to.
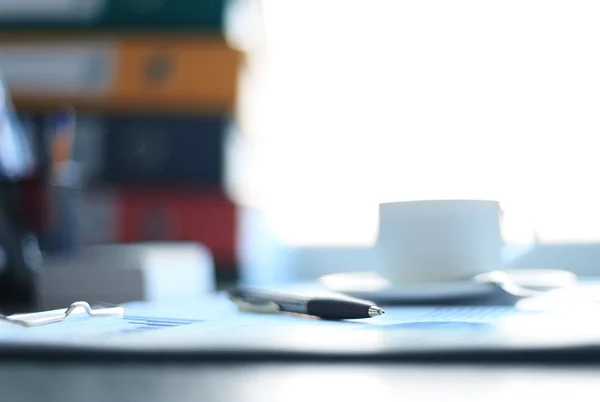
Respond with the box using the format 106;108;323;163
2;293;600;359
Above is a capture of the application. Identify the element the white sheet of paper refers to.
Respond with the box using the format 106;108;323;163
2;292;600;355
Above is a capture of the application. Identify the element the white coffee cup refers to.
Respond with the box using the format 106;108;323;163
376;199;525;284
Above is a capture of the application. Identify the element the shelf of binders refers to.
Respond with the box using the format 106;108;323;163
18;111;238;267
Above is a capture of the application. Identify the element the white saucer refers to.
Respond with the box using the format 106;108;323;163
318;271;498;303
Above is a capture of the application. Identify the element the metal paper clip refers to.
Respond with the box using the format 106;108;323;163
0;301;124;327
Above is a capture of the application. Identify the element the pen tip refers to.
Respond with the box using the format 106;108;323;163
368;306;385;317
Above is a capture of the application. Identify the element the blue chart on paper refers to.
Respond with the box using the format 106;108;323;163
383;322;495;331
368;307;542;333
121;316;204;333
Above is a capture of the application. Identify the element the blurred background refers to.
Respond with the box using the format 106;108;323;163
2;0;600;313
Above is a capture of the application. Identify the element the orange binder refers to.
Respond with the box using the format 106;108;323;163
0;34;242;112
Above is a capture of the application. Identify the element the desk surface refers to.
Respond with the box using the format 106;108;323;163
1;362;599;402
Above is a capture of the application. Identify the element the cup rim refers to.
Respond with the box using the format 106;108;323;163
379;199;500;208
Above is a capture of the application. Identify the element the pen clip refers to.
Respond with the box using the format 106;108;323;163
229;296;281;314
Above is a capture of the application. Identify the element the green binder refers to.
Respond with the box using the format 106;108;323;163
0;0;228;32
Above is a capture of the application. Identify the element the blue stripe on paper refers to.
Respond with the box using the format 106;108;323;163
122;316;203;333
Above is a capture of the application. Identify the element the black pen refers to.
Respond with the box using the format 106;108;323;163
227;287;385;320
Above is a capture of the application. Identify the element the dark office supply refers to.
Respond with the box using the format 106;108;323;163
228;287;385;320
19;113;230;185
0;191;41;314
102;114;228;185
0;89;40;313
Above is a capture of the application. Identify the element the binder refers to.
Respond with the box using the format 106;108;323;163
65;186;237;265
0;0;228;32
117;188;237;263
17;184;237;265
0;35;242;111
102;114;229;185
23;112;230;185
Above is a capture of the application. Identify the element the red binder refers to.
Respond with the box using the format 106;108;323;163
117;188;236;263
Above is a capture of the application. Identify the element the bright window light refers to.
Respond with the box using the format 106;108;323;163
234;0;600;247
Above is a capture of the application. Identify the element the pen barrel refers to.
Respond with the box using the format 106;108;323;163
306;299;373;320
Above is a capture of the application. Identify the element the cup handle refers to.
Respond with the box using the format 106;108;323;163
474;269;577;298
